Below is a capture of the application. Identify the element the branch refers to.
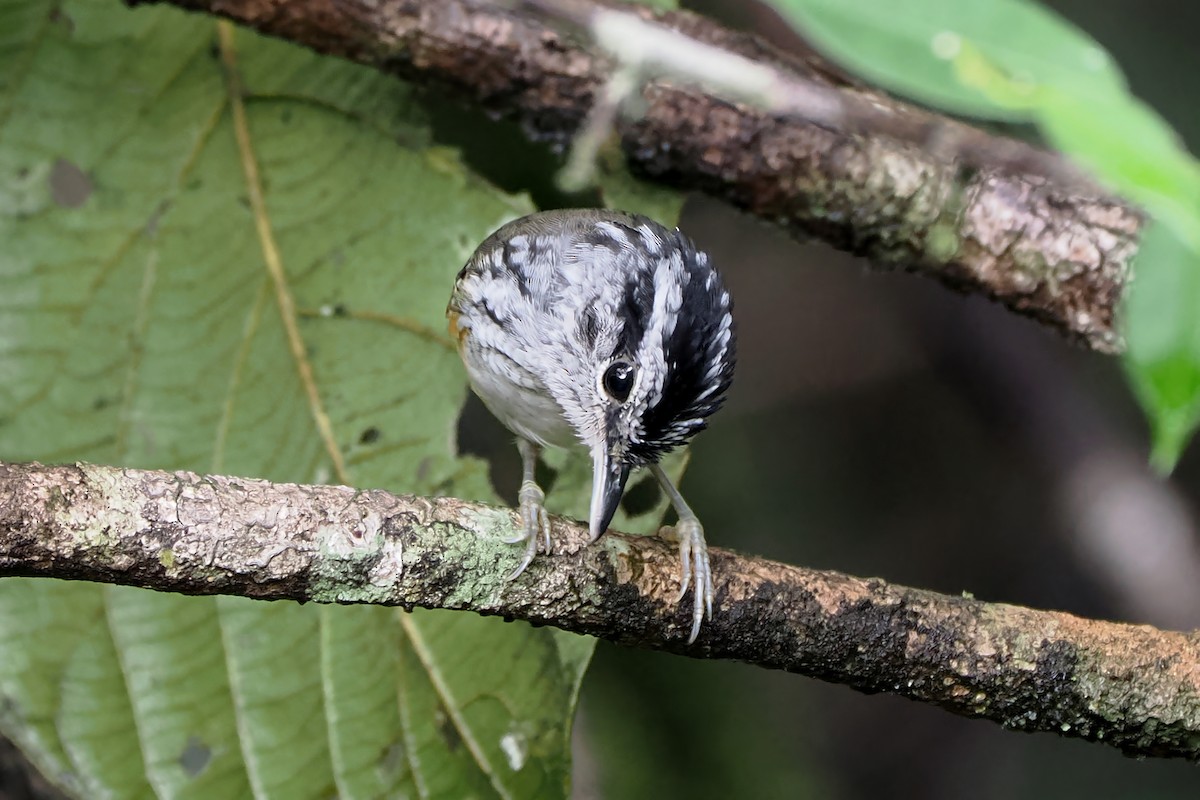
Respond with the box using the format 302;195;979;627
3;460;1198;760
131;0;1139;353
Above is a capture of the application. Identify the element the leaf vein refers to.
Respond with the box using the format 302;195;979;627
399;615;514;800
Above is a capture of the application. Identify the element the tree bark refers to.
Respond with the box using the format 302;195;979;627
2;460;1198;760
131;0;1140;353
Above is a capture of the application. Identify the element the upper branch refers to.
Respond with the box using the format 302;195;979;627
133;0;1138;352
2;460;1198;760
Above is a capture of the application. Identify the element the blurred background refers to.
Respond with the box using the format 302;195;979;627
4;1;1197;798
567;1;1200;797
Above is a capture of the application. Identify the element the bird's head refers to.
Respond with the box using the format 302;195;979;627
546;212;737;541
453;208;736;540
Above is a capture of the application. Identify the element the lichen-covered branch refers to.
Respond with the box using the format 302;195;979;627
130;0;1139;352
2;460;1198;759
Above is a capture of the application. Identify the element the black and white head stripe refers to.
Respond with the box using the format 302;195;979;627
592;215;736;464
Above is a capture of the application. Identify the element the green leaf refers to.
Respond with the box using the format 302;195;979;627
1035;89;1200;250
105;588;250;798
766;0;1200;465
58;614;156;800
0;0;686;796
1123;221;1200;473
772;0;1124;120
0;581;104;795
319;605;410;798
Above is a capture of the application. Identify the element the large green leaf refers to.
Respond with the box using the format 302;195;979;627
0;0;684;796
769;0;1200;469
773;0;1125;120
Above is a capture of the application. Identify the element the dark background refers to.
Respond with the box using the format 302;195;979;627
575;1;1200;797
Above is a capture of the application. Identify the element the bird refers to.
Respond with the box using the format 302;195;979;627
446;208;736;642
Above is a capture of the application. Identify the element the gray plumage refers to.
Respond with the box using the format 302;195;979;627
448;208;736;642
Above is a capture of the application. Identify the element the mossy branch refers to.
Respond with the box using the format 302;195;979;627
2;460;1198;760
132;0;1139;352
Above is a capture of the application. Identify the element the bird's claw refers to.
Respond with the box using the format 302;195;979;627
660;517;713;644
506;480;551;579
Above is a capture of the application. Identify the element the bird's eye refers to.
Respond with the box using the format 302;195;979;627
602;360;636;403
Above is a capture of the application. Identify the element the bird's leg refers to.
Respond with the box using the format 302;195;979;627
649;463;713;644
505;438;552;579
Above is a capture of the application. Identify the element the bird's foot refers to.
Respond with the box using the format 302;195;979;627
659;516;713;644
505;480;552;579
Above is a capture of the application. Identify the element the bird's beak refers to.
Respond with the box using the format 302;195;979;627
589;446;630;543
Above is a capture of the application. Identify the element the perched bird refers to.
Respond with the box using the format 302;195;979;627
447;208;736;641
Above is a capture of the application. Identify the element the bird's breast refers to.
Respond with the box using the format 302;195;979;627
461;343;580;450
